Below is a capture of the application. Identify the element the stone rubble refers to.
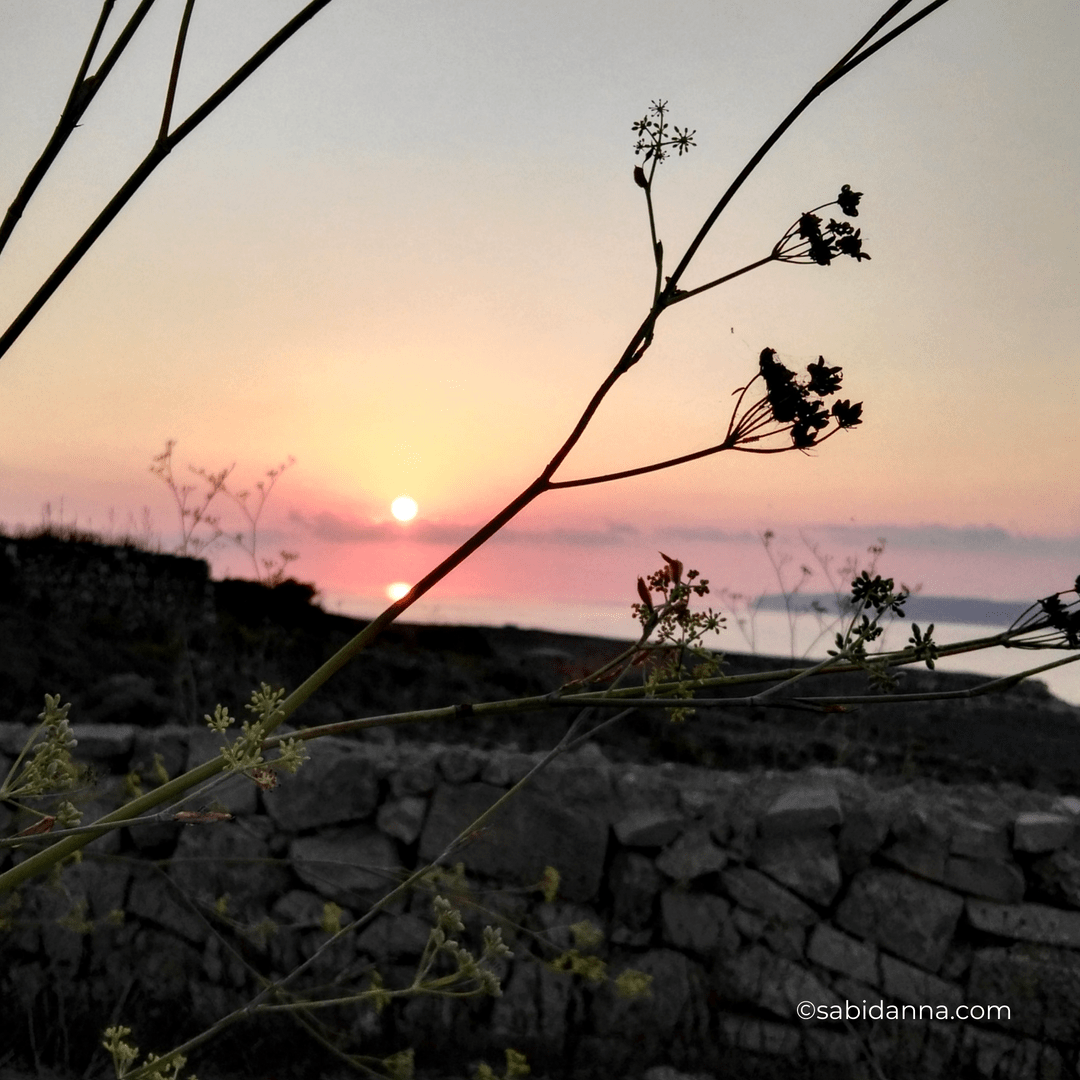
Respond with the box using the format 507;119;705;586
3;722;1080;1079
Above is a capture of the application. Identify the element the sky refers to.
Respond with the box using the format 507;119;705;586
0;1;1077;690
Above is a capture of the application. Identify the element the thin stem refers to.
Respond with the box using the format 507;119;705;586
725;375;762;441
833;0;954;82
546;378;851;489
661;1;948;297
165;0;335;145
540;308;660;479
66;1;115;112
160;0;197;141
0;0;337;363
547;438;739;489
668;253;778;305
0;0;158;258
269;476;551;726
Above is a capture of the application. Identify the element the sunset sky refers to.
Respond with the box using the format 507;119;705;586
1;1;1077;683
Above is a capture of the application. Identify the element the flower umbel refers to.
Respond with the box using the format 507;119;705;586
632;555;725;721
2;694;84;803
724;348;864;451
774;187;871;266
632;100;696;164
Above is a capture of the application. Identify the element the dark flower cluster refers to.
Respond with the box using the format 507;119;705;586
797;214;871;265
632;100;696;165
826;572;910;664
758;348;863;448
775;186;870;266
1037;583;1080;647
850;570;908;617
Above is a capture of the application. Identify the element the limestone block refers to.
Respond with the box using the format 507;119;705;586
1013;811;1075;853
659;890;737;955
702;779;749;846
656;823;728;881
534;898;605;949
170;818;289;914
262;737;379;829
803;1026;862;1066
272;888;349;927
962;1028;1023;1079
376;795;427;844
950;817;1010;860
391;747;440;795
132;724;188;783
490;958;573;1049
961;1029;1066;1080
882;834;949;882
126;873;206;943
532;741;615;803
290;826;400;900
720;866;818;926
420;781;609;901
678;786;716;816
943;855;1025;903
716;944;838;1018
1031;848;1080;907
644;1067;717;1080
615;766;681;810
59;858;130;921
939;940;974;982
968;944;1080;1041
0;722;32;756
1054;795;1080;817
751;833;842;906
966;899;1080;948
609;926;652;946
479;749;537;788
731;905;805;959
731;905;764;939
718;1013;801;1057
85;672;178;726
591;947;704;1041
991;1038;1063;1080
759;784;842;837
68;722;134;760
130;929;206;1004
879;954;963;1009
838;804;890;867
864;1019;960;1079
437;745;483;783
609;850;664;929
806;923;877;984
355;911;431;959
831;975;878;1007
835;868;963;972
613;806;685;847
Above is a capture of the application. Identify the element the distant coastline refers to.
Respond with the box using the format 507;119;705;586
751;593;1034;627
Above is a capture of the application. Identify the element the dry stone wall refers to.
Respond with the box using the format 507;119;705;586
4;721;1080;1079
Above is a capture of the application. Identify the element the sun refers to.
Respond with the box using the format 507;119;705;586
391;495;418;522
386;582;411;601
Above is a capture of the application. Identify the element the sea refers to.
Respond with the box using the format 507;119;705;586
322;590;1080;707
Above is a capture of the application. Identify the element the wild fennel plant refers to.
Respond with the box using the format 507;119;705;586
3;1;1080;1076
